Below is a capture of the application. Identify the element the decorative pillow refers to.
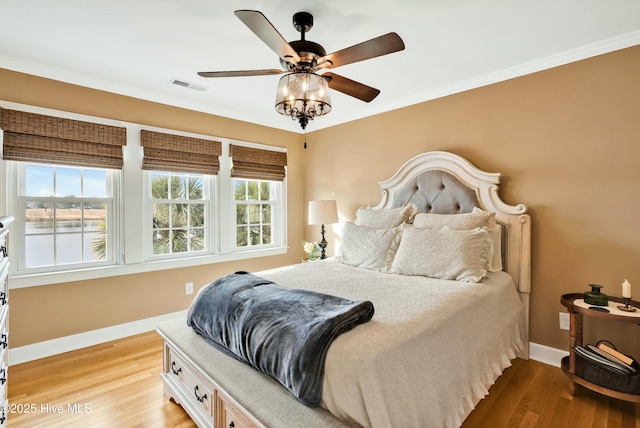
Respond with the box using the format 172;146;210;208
354;203;417;229
472;208;502;272
337;222;403;271
412;210;491;229
412;209;502;272
390;226;491;282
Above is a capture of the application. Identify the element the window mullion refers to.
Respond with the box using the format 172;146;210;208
217;149;233;254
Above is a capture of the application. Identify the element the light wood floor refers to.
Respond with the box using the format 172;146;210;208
7;331;639;427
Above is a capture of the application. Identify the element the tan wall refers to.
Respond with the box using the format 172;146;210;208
0;69;305;347
305;46;640;355
2;45;639;356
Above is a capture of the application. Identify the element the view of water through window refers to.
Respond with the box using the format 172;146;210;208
22;164;110;268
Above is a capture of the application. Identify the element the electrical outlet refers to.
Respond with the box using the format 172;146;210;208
559;312;570;330
185;282;194;295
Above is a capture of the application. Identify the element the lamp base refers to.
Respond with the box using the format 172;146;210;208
319;224;327;259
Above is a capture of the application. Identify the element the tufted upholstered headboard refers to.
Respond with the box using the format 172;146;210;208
373;151;531;358
389;170;480;213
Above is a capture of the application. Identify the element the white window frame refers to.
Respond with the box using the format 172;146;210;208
11;163;120;274
217;143;287;255
231;179;284;250
143;171;214;261
0;102;288;289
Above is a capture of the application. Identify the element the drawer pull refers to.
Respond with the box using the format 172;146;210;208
171;361;182;376
194;385;207;403
0;246;6;258
0;334;6;349
229;422;235;428
0;293;5;306
0;368;5;385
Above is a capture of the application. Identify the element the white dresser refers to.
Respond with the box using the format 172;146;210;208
0;216;13;426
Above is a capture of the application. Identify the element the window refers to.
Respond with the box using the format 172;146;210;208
1;105;288;287
234;179;276;248
149;171;209;257
18;163;115;271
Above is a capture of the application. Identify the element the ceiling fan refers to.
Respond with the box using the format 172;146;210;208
198;10;405;129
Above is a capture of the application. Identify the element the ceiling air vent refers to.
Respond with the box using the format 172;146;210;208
169;78;208;92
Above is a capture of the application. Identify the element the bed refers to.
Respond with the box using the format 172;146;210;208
157;150;532;428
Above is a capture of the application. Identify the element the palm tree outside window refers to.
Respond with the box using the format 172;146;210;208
151;171;206;255
234;179;273;247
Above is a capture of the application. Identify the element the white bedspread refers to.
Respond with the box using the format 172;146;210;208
258;258;525;428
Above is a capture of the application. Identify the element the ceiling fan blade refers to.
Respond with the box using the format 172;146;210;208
198;69;283;78
323;72;380;102
234;10;301;65
318;32;405;69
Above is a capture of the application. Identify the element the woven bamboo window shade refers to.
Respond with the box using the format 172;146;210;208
140;130;222;175
0;108;126;169
229;144;288;181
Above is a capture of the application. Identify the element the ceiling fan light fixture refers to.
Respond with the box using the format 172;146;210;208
200;11;404;130
275;72;331;129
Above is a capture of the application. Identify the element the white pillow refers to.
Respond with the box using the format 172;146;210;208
355;203;417;229
412;209;502;272
412;210;491;229
337;222;403;271
390;226;491;283
472;208;502;272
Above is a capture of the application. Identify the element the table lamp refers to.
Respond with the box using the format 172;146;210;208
308;200;338;259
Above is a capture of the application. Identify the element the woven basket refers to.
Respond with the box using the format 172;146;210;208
583;361;640;393
578;341;640;394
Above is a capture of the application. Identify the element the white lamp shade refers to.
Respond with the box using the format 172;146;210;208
308;200;338;225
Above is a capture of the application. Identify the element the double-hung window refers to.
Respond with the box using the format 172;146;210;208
0;107;126;276
19;164;115;270
150;171;208;256
141;130;220;261
234;179;275;247
229;144;287;250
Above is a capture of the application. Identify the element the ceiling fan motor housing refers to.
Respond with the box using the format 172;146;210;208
280;12;326;70
281;40;327;70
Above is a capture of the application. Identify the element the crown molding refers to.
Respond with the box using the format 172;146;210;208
3;30;639;133
325;30;640;131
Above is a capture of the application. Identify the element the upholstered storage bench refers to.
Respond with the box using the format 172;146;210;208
157;317;349;428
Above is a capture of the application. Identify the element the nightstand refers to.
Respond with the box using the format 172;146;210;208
560;293;640;402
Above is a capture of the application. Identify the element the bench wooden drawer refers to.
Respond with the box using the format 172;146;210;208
218;395;257;428
166;346;215;422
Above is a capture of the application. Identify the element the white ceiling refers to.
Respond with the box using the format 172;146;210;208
1;0;639;133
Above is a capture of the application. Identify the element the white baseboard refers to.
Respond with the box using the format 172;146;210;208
529;342;569;368
10;321;569;369
8;310;187;365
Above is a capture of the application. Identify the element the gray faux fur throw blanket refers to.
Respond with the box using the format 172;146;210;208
186;271;375;407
